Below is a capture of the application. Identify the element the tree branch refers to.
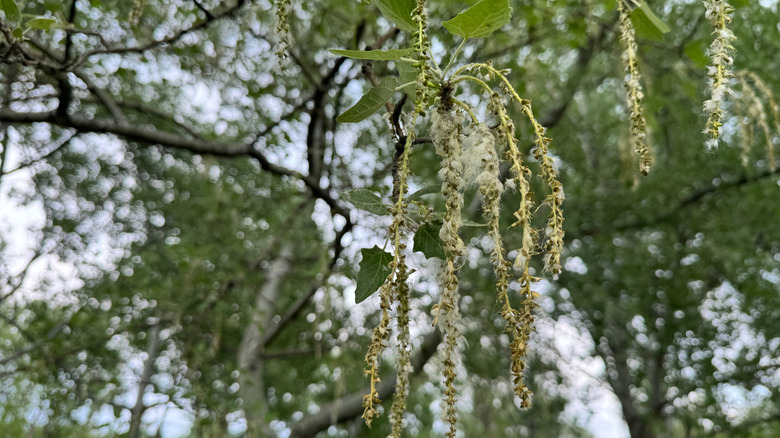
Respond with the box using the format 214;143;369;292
0;131;78;177
111;99;199;137
190;0;214;20
261;217;353;348
0;63;15;185
0;249;45;305
574;165;780;240
0;109;351;220
69;0;253;68
288;330;442;438
0;314;71;366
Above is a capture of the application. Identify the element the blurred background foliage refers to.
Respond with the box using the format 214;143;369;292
1;0;779;437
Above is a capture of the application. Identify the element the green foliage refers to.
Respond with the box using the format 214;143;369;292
1;0;60;38
373;0;416;32
342;189;391;215
442;0;512;39
406;185;439;202
24;16;56;31
0;0;20;23
329;48;415;60
629;0;671;40
356;246;393;303
1;0;780;437
413;221;446;259
336;77;398;123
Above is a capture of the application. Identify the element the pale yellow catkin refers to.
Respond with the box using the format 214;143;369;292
702;0;736;149
617;0;652;174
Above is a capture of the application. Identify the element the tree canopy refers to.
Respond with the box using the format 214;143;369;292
1;0;779;437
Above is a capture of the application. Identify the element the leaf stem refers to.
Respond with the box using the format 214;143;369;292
443;38;468;77
396;81;417;91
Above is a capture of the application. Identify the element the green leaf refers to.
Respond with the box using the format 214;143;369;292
443;0;512;39
396;60;417;97
372;0;416;33
336;77;397;123
11;26;22;40
356;246;393;303
342;189;391;215
329;48;414;60
25;17;57;31
413;222;446;259
684;40;708;68
43;0;62;12
406;185;439;203
1;0;21;23
630;1;670;41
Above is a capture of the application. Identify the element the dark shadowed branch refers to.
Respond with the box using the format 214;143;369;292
289;330;442;438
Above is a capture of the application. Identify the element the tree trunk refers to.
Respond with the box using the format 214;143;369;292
601;340;654;438
590;319;659;438
238;244;293;437
129;322;161;438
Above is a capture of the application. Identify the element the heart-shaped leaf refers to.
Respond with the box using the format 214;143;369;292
356;246;393;303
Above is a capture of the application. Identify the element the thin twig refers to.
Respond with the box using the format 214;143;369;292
1;131;78;177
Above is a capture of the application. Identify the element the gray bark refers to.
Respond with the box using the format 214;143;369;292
597;329;655;438
238;244;294;437
129;322;161;438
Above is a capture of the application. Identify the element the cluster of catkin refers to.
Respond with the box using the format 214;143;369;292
617;0;652;174
273;0;293;67
430;107;466;437
425;78;565;431
702;0;736;149
362;2;432;436
735;71;780;169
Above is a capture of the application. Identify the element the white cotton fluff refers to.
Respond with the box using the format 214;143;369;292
461;123;504;214
431;109;466;256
